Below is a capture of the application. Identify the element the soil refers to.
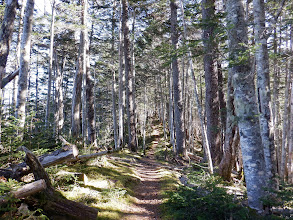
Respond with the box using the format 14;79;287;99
122;129;163;220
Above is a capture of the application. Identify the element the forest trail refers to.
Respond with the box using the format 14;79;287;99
122;128;163;220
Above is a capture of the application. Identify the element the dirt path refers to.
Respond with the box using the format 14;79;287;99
122;130;163;220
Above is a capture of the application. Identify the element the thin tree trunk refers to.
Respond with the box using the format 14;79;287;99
13;0;26;112
111;3;118;149
118;0;124;148
281;64;291;180
288;57;293;183
122;0;137;151
0;0;17;143
273;27;281;174
219;69;238;181
45;0;56;128
226;0;265;210
71;42;83;138
253;0;276;184
202;0;221;164
170;0;184;156
54;52;64;136
168;69;175;153
179;0;213;173
16;0;35;134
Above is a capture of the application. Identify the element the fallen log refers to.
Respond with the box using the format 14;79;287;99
20;146;98;220
1;139;79;180
0;179;46;205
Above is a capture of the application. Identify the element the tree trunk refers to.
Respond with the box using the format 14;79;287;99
54;52;64;136
0;0;18;142
0;0;18;87
71;40;83;137
281;64;291;180
16;0;35;134
219;69;238;181
13;0;26;112
122;0;137;151
111;4;118;149
45;0;55;128
253;0;276;185
118;0;124;149
179;0;213;173
170;0;184;156
168;69;175;153
202;0;221;164
226;0;266;211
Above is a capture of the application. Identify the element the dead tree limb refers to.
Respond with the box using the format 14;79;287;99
19;146;98;220
1;68;19;88
0;179;46;205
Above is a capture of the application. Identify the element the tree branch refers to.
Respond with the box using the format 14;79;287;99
1;68;19;88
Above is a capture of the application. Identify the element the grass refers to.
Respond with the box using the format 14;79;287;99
48;151;142;219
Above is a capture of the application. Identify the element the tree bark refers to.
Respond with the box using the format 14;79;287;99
219;69;238;181
71;40;83;137
45;0;55;128
16;0;35;133
122;0;137;151
226;0;266;211
253;0;277;185
170;0;184;156
202;0;221;164
12;0;26;112
111;4;118;149
0;0;18;85
280;64;291;180
118;0;124;149
54;52;64;136
179;0;213;173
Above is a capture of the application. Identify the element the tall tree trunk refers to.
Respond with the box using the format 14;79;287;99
202;0;221;164
0;0;18;143
272;27;281;174
71;41;83;138
13;0;26;112
226;0;265;211
253;0;276;185
45;0;55;128
118;0;124;148
54;52;64;136
0;0;17;88
122;0;137;151
219;69;238;181
111;4;118;149
169;69;175;153
281;64;291;180
16;0;35;134
179;0;213;173
170;0;184;156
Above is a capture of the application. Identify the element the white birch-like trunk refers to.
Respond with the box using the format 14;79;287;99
54;52;64;136
226;0;266;210
280;65;291;179
16;0;34;133
253;0;276;184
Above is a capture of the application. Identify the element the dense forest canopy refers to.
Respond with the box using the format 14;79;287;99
1;0;293;218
